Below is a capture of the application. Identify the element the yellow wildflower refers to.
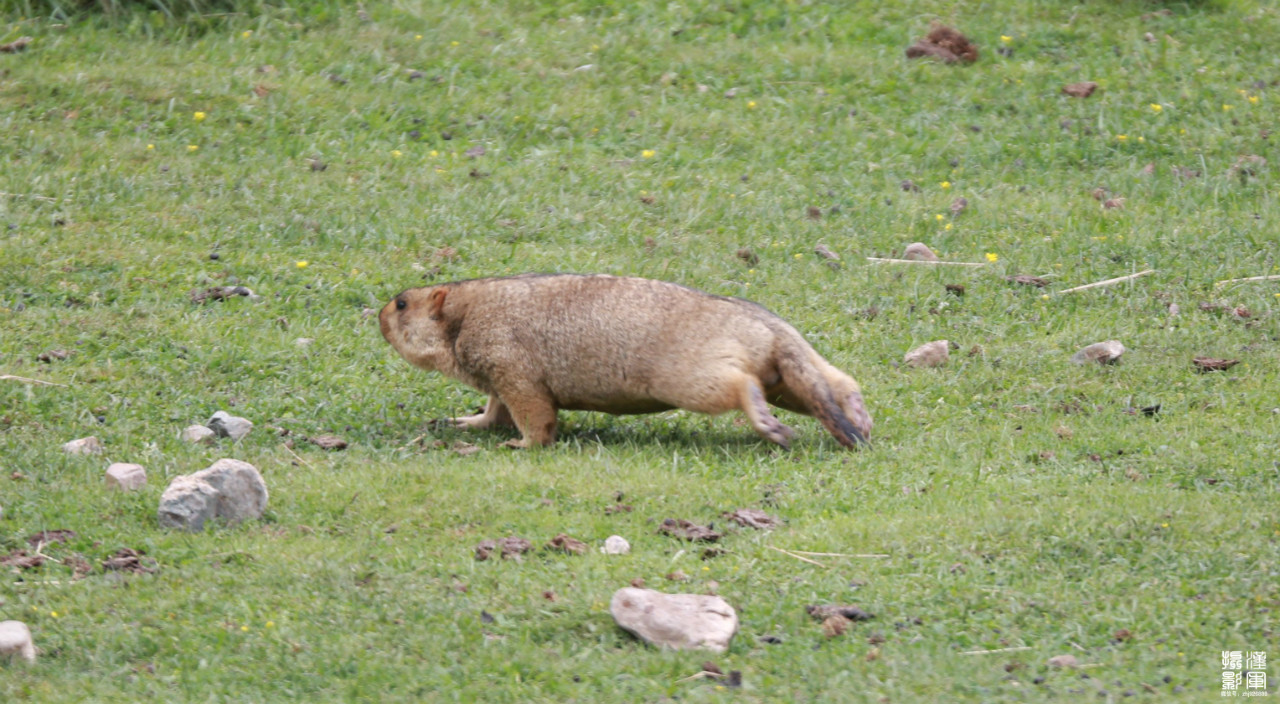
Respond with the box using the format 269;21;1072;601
935;214;945;221
146;144;154;150
1116;135;1128;142
296;261;309;268
187;145;199;152
1149;103;1162;113
240;625;249;632
985;252;999;263
415;34;423;40
641;149;655;159
241;30;252;39
944;223;953;231
1000;35;1012;44
940;181;950;189
1248;95;1259;105
747;101;757;108
194;111;206;122
1223;104;1233;111
450;41;460;47
391;149;403;158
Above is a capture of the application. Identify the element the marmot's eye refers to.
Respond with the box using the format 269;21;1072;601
395;299;407;310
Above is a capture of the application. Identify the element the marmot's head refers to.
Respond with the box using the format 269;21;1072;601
380;285;452;370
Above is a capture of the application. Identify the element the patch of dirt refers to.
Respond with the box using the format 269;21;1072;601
806;604;875;622
189;286;255;304
736;248;758;266
658;518;722;542
475;537;533;561
27;529;75;546
307;434;348;451
1062;81;1098;98
723;508;781;530
545;533;587;555
1193;356;1240;373
0;36;32;53
102;548;157;573
1;550;44;570
950;197;968;215
36;349;72;363
1005;275;1048;288
905;25;979;64
821;614;851;637
604;503;633;514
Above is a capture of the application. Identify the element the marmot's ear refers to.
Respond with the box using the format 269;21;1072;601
427;288;448;320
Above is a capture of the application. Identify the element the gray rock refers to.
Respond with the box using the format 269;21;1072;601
181;424;217;445
105;463;147;491
601;535;631;555
207;411;253;441
62;436;104;455
610;588;738;653
903;242;940;262
0;621;36;663
1071;340;1125;365
904;340;950;368
158;459;268;531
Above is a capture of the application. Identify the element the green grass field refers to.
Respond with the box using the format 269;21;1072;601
2;1;1278;701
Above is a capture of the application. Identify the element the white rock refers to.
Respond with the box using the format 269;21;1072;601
105;463;147;491
1048;654;1079;669
601;535;631;555
1071;340;1125;365
207;411;253;441
182;424;217;445
62;436;104;455
904;340;950;368
610;588;738;653
0;621;36;663
903;242;940;262
158;459;268;531
295;337;314;348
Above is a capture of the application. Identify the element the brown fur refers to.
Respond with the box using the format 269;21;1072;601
379;274;871;449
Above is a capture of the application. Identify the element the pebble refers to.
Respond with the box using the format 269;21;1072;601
904;340;950;368
601;535;631;555
0;621;36;663
105;463;147;491
62;436;104;455
1071;340;1125;365
903;242;940;261
182;424;217;445
207;411;253;441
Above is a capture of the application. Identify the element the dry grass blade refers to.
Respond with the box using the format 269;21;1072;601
866;257;985;267
1056;269;1154;294
1;375;68;387
766;545;826;567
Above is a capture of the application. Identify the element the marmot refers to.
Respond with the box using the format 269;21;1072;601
380;274;871;449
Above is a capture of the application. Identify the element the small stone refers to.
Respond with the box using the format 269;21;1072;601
903;242;939;262
63;436;104;455
904;340;950;368
610;588;738;653
295;338;315;347
1048;654;1080;669
105;463;147;491
1071;340;1125;365
158;459;268;531
0;621;36;663
181;425;217;445
602;535;631;555
208;411;253;441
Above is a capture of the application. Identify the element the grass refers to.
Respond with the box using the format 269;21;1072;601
2;0;1278;700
